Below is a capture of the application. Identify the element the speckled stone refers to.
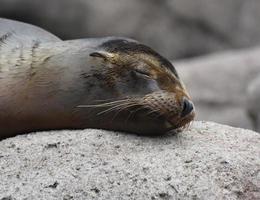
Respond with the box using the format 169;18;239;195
0;121;259;200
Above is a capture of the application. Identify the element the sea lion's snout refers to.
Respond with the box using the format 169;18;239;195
181;98;194;118
167;97;195;130
140;91;195;132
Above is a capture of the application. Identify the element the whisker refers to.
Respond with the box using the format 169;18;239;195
111;103;141;123
97;101;139;116
77;99;131;108
93;98;130;103
186;121;192;130
124;106;146;124
154;111;164;119
144;108;161;117
97;102;132;115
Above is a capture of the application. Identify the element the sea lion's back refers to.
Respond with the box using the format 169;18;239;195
0;18;61;74
0;18;61;45
0;19;61;95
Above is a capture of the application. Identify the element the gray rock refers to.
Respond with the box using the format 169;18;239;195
247;75;260;132
0;121;259;199
1;0;260;59
176;47;260;129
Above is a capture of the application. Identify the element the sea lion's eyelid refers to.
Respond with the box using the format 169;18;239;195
134;68;151;77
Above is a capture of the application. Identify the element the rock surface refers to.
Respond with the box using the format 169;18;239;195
176;47;260;130
1;0;260;59
0;121;259;199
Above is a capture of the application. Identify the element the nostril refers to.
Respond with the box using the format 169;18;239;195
181;98;194;117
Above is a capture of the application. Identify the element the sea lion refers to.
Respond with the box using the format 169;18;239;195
0;18;195;139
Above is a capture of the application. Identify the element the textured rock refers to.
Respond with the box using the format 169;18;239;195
1;0;260;59
0;121;259;199
176;47;260;129
247;75;260;132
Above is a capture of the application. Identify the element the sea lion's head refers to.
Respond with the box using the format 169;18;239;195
78;38;195;135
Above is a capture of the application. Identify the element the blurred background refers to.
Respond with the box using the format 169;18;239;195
1;0;260;132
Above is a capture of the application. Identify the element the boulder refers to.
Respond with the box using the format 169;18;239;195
176;47;260;129
0;121;259;199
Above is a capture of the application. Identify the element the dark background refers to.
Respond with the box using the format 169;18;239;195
1;0;260;59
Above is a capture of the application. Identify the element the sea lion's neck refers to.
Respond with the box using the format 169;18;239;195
0;40;92;105
0;38;101;72
0;40;91;134
0;41;61;71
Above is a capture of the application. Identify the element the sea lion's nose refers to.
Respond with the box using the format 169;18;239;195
181;98;194;117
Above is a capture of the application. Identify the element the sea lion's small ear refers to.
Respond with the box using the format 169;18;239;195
89;51;110;61
89;51;118;63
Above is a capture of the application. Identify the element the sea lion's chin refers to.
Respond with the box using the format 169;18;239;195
136;105;195;135
167;110;195;130
102;109;195;136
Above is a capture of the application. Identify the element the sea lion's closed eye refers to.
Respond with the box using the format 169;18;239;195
133;68;151;79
